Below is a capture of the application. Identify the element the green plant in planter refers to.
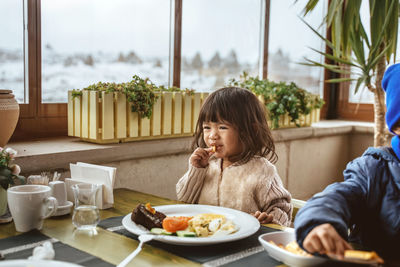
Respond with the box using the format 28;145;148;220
72;75;158;119
72;75;194;119
156;85;195;95
228;72;324;129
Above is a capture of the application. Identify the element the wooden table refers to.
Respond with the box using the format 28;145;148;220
0;189;286;267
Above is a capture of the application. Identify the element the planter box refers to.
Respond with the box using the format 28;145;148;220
258;95;321;129
68;91;209;144
268;108;321;129
68;91;320;144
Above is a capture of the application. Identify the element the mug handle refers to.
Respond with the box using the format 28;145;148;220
42;196;58;219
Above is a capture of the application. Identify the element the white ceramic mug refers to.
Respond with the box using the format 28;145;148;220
7;185;58;232
49;181;67;206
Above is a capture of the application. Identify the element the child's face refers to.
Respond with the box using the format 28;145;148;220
202;121;242;162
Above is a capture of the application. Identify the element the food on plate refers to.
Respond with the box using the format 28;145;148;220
344;250;384;264
131;203;166;230
162;216;192;232
188;213;238;237
151;213;238;238
131;204;238;238
269;240;312;257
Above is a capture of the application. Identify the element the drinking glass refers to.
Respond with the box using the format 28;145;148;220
71;183;100;231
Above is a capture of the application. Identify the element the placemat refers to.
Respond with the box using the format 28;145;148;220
0;230;114;267
98;215;281;266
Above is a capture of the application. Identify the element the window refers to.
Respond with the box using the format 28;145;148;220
41;0;170;103
14;0;379;141
268;0;325;96
348;0;374;104
0;0;25;103
181;0;263;91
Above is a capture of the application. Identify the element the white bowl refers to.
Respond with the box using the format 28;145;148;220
258;231;328;267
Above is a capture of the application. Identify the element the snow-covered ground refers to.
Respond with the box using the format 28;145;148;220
0;49;322;103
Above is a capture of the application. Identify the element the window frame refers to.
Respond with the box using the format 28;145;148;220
11;0;370;142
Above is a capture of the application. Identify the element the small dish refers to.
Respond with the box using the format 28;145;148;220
53;200;73;216
258;231;327;267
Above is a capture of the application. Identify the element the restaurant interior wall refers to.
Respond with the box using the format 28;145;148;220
13;123;375;201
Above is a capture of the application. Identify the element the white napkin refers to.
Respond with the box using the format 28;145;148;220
69;162;116;209
28;241;55;260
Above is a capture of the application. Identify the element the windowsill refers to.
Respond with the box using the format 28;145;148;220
9;120;375;174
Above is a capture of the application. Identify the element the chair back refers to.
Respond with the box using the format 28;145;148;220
291;198;306;222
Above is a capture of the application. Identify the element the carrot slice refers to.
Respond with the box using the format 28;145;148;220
162;216;192;232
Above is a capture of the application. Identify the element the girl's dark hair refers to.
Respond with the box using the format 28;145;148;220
193;87;277;164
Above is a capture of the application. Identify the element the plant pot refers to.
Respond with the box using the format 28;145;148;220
0;90;19;147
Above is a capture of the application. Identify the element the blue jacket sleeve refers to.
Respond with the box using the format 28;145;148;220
294;156;373;249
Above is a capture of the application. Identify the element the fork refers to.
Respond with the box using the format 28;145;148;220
117;234;156;267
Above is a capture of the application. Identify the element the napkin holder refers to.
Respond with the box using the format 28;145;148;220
65;178;113;209
67;162;116;210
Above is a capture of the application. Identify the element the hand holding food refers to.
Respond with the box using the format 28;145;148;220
253;211;273;224
270;239;384;265
190;147;214;168
303;223;352;259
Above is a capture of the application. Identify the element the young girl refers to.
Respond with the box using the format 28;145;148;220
176;87;292;226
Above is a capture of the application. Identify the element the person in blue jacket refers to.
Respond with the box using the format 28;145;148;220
294;63;400;261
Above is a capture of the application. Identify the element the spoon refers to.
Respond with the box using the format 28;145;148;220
117;234;156;267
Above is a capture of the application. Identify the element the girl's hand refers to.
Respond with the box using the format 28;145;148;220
252;211;274;224
303;223;352;259
190;147;214;168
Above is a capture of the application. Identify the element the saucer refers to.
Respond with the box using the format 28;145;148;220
53;201;73;216
0;207;13;224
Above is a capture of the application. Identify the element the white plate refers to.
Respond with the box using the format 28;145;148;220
0;259;84;267
258;231;328;267
122;204;260;245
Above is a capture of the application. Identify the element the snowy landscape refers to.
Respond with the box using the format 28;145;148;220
0;46;322;103
0;0;328;104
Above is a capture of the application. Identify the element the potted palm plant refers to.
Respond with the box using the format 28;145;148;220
300;0;399;146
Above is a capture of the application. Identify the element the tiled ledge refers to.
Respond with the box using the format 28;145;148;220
9;120;375;173
11;136;193;173
272;120;374;142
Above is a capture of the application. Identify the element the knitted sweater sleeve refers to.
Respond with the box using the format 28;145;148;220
176;163;208;203
256;165;292;227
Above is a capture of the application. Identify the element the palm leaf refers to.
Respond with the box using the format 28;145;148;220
326;0;344;27
300;0;320;16
342;0;362;55
349;29;366;68
366;39;394;70
301;58;351;75
300;17;336;52
325;77;356;83
368;0;396;62
307;47;358;67
353;75;367;94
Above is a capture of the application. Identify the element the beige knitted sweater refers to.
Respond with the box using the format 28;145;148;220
176;156;292;226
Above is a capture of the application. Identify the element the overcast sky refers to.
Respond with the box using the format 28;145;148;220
1;0;326;62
